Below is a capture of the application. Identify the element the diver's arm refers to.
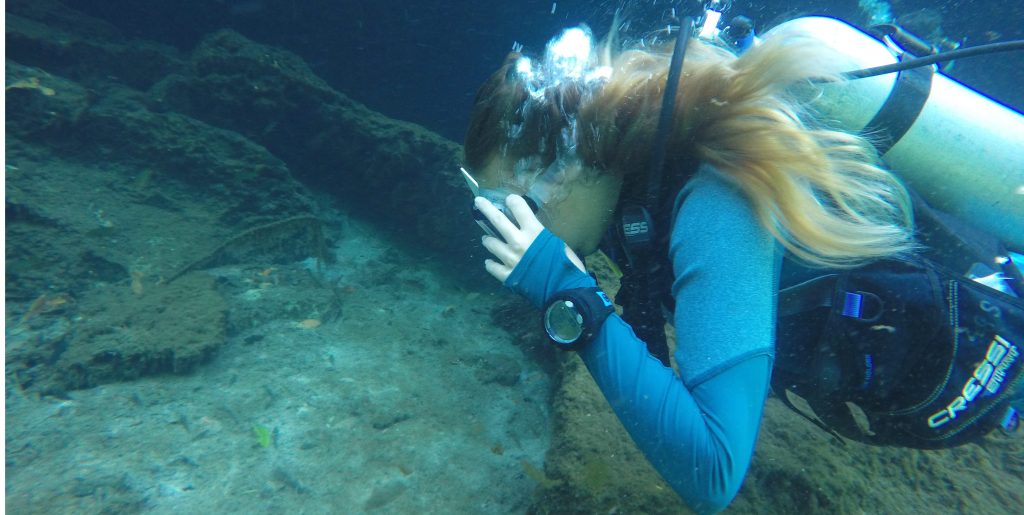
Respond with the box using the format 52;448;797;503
579;328;770;514
481;170;777;513
577;168;778;513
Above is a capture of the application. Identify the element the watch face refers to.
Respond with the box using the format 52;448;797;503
544;300;585;344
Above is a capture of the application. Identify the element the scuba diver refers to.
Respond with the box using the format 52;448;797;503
460;8;1024;514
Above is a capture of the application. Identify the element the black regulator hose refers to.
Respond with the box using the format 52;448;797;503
844;40;1024;79
647;16;693;209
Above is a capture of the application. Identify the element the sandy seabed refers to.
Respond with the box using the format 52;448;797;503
6;215;553;514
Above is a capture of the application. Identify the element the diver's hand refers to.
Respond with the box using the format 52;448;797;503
476;195;586;283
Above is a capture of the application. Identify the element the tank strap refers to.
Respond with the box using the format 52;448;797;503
778;274;838;317
861;58;934;155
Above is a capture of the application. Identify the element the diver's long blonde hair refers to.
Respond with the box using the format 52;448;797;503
466;26;917;268
578;27;916;268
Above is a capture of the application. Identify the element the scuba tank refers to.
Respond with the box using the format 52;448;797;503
772;17;1024;252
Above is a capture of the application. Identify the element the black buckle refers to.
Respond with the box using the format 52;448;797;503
620;205;654;249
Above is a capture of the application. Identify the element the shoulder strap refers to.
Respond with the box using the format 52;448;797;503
607;19;695;368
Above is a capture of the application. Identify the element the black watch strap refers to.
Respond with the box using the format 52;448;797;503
542;287;615;351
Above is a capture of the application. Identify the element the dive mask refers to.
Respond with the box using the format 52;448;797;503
460;167;539;241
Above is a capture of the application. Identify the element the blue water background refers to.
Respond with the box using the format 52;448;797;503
63;0;1024;142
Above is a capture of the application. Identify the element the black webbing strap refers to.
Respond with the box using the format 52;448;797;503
860;55;934;156
614;17;694;368
646;17;693;210
777;274;840;317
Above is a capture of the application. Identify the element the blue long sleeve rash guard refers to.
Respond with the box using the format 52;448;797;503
505;167;781;514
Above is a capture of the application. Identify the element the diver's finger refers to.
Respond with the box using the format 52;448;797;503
481;235;520;269
474;197;520;242
484;258;512;283
506;195;543;233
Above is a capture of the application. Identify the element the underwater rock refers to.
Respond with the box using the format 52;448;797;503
5;61;90;138
6;3;322;398
8;4;282;392
5;0;483;396
70;93;316;226
150;29;480;263
8;274;227;395
6;0;184;90
370;412;412;431
11;0;486;281
532;357;685;514
7;0;320;279
363;480;407;510
473;354;523;387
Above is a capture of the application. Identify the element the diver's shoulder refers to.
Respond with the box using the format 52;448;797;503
674;162;751;213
